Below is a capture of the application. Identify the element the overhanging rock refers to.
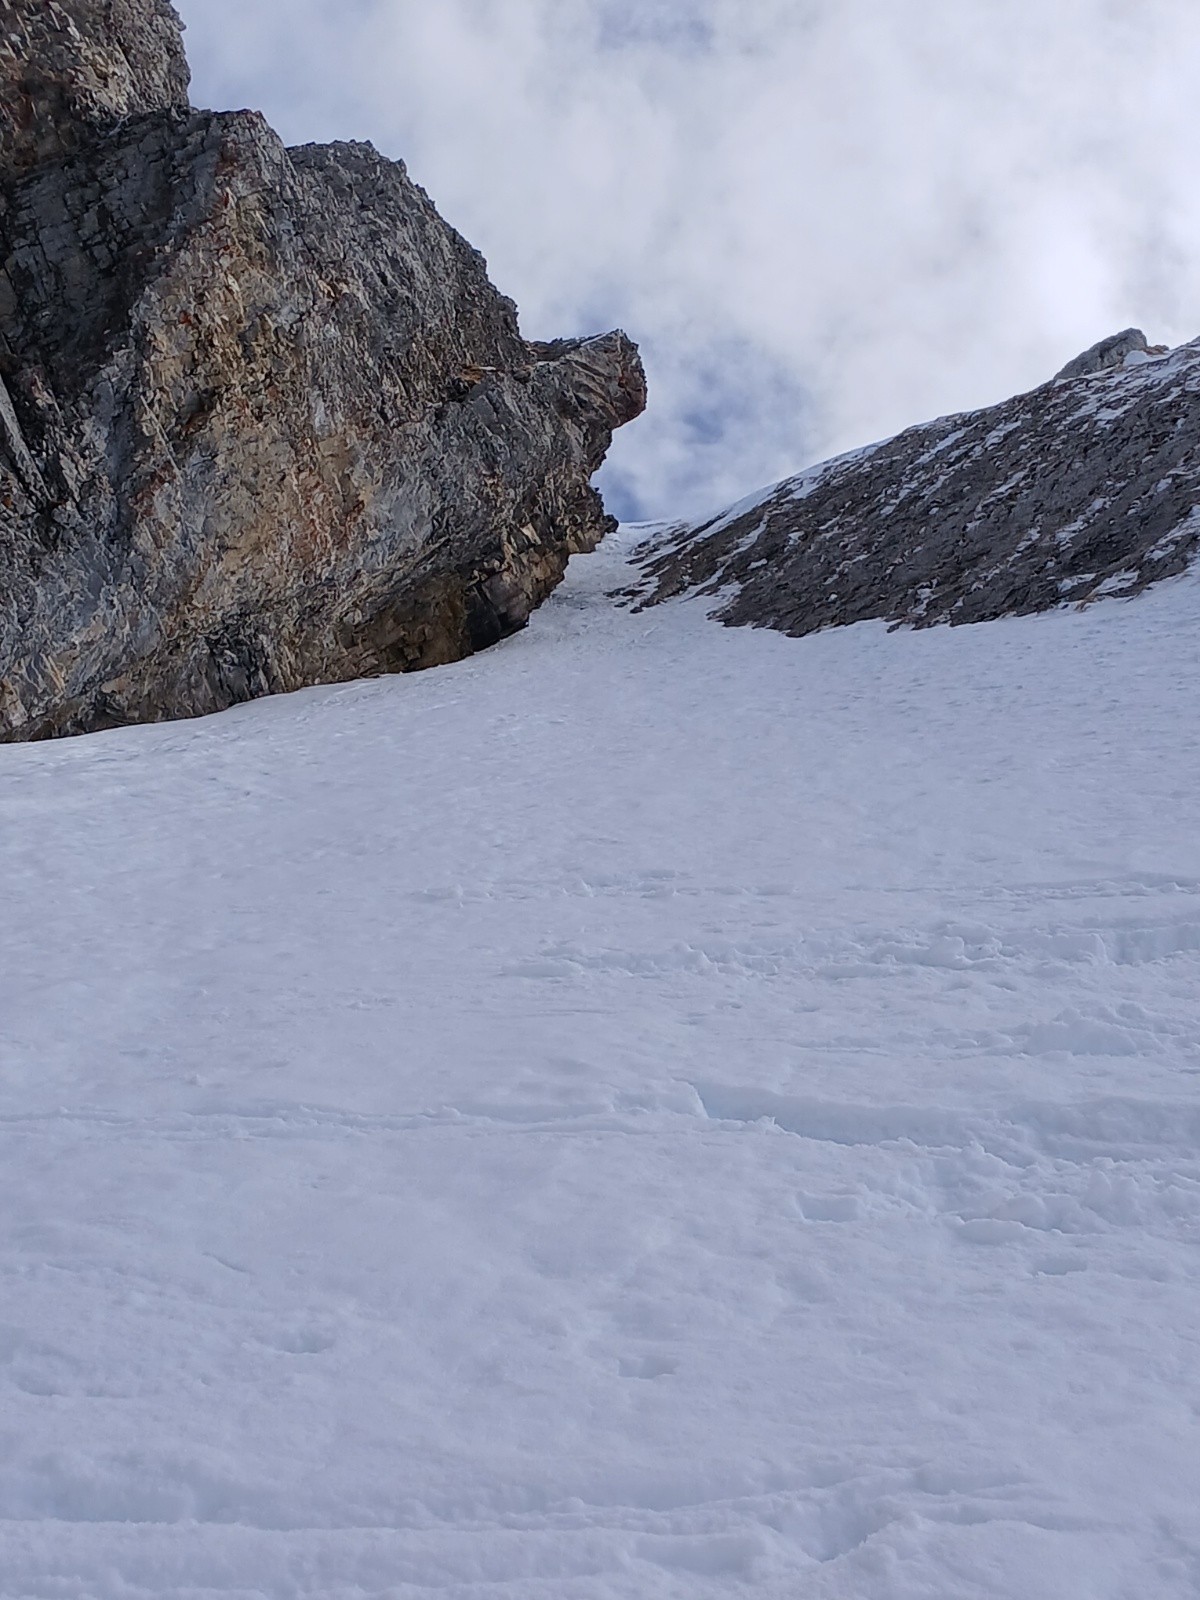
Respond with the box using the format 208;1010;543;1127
0;2;645;740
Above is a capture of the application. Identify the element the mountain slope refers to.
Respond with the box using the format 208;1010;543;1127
625;332;1200;634
2;531;1199;1598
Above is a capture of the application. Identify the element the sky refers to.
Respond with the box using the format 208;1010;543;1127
177;0;1200;523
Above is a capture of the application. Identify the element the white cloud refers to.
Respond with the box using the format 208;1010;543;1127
179;0;1200;520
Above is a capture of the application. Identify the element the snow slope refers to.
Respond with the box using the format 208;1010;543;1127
2;527;1199;1599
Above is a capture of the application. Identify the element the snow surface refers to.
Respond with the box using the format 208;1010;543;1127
2;528;1200;1598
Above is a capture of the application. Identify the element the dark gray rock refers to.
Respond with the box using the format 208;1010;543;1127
625;337;1199;637
0;5;645;741
0;0;190;181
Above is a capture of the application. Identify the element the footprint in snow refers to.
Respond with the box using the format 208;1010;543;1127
258;1326;337;1355
618;1353;678;1379
795;1191;861;1222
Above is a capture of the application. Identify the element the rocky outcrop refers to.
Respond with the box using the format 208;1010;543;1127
626;333;1200;636
1052;327;1167;383
0;3;644;740
0;0;191;181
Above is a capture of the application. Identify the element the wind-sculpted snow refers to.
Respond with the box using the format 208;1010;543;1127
625;336;1200;634
2;529;1199;1597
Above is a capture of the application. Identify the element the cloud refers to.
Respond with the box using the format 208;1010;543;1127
178;0;1200;521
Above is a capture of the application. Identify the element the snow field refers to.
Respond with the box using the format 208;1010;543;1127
1;528;1199;1597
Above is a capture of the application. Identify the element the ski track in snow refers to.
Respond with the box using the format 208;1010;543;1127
1;527;1199;1597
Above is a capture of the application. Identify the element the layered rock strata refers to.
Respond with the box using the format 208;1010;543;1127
0;1;645;740
627;333;1199;634
0;0;191;180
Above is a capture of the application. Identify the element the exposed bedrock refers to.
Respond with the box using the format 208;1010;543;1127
0;0;191;181
0;3;645;740
628;330;1200;635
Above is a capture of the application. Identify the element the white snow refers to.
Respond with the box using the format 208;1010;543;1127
2;529;1200;1598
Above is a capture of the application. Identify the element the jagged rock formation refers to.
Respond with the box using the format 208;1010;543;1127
0;0;192;180
0;0;645;740
626;333;1200;636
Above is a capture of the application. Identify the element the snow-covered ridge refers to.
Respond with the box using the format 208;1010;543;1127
625;331;1200;636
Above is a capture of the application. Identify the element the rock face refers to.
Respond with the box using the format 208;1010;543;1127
0;0;191;180
627;334;1200;636
0;3;645;741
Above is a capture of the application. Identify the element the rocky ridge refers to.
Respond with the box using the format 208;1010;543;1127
0;0;645;740
625;330;1200;635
